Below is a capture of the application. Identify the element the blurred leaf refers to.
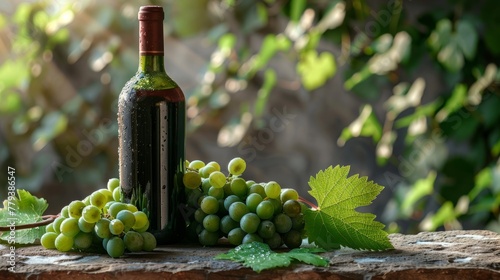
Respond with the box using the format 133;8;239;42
338;105;382;146
297;50;336;90
420;201;455;231
31;111;68;151
428;19;452;53
171;0;214;36
290;0;307;23
217;111;253;147
401;171;436;216
254;69;277;118
240;2;268;33
0;59;29;90
396;99;442;128
0;90;22;114
435;84;467;122
385;78;425;116
369;34;393;54
469;167;493;201
376;131;397;165
456;20;477;60
438;40;463;72
467;63;497;106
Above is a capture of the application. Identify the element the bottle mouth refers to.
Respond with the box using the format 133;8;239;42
138;5;164;21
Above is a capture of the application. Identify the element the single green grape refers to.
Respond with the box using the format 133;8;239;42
291;213;305;230
257;220;276;239
220;215;239;235
140;231;157;251
268;198;283;215
183;171;202;189
41;232;58;249
106;236;125;258
242;233;263;244
246;180;256;188
274;213;292;234
265;181;281;199
230;177;247;197
132;211;148;230
208;186;224;200
200;196;219;215
74;232;93;250
256;200;274;220
283;229;302;249
112;186;123;202
201;178;212;194
60;218;80;237
227;227;245;246
95;218;112;239
199;165;216;178
116;210;135;230
202;214;220;233
82;205;102;224
55;234;74;252
109;219;125;235
123;231;144;252
90;190;108;209
264;232;282;249
206;161;221;171
198;229;219;246
194;208;208;224
107;178;120;192
228;201;249;222
53;216;65;234
209;171;226;189
223;195;240;211
45;222;55;233
60;206;69;218
78;216;95;233
280;188;299;203
248;184;266;199
135;219;150;233
228;157;246;176
240;213;260;234
126;203;138;212
188;160;205;170
99;189;114;204
283;199;302;218
68;200;86;219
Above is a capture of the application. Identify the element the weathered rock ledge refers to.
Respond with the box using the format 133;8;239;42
1;230;499;279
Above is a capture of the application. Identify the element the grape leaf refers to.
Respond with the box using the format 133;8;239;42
215;242;328;272
304;165;393;251
0;189;48;244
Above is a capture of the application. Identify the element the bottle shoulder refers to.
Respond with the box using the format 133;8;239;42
119;73;185;103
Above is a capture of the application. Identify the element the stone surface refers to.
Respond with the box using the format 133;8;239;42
1;230;500;279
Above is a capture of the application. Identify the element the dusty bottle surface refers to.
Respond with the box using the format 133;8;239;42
117;5;186;244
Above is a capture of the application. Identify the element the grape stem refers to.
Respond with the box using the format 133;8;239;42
298;197;319;210
0;214;59;231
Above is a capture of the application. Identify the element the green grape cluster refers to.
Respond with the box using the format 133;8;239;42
40;178;157;258
184;157;305;249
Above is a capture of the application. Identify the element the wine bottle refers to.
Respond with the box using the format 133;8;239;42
117;5;186;244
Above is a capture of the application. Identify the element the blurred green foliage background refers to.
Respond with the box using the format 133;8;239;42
1;0;499;234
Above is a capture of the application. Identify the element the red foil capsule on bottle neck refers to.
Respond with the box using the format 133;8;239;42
138;6;164;55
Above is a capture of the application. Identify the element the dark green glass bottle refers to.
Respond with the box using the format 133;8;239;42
118;5;186;244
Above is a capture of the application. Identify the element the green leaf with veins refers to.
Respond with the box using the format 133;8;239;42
0;189;48;244
304;165;393;251
215;242;328;272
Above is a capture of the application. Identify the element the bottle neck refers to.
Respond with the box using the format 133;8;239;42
138;6;164;73
139;55;165;73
